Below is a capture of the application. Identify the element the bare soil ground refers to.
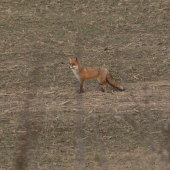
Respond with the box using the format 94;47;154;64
0;0;170;169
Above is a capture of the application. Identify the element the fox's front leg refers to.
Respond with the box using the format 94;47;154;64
79;80;84;93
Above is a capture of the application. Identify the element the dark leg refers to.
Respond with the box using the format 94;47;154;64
101;87;105;92
79;81;84;93
97;78;108;92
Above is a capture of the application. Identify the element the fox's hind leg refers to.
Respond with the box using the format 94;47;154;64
97;77;108;92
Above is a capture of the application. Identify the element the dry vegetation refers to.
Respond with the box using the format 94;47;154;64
0;0;170;169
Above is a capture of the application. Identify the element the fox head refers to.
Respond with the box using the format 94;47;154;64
69;58;78;69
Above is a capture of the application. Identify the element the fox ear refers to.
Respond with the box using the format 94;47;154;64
69;58;72;62
75;57;78;61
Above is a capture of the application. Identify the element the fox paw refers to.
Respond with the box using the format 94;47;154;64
101;87;105;92
79;89;85;93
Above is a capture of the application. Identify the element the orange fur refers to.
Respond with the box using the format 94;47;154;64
69;58;124;93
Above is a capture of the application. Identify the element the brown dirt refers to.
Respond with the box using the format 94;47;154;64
0;0;170;169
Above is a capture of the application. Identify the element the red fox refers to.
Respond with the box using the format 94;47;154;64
69;58;124;93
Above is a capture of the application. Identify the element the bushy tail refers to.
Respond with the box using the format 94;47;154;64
106;72;124;91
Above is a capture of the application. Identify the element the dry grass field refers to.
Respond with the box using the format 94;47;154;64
0;0;170;169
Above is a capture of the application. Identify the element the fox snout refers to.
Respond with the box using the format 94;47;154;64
69;63;74;69
69;65;74;69
69;65;78;69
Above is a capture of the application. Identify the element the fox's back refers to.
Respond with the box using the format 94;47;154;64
83;67;108;79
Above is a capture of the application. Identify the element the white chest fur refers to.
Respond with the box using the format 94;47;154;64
72;69;80;82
